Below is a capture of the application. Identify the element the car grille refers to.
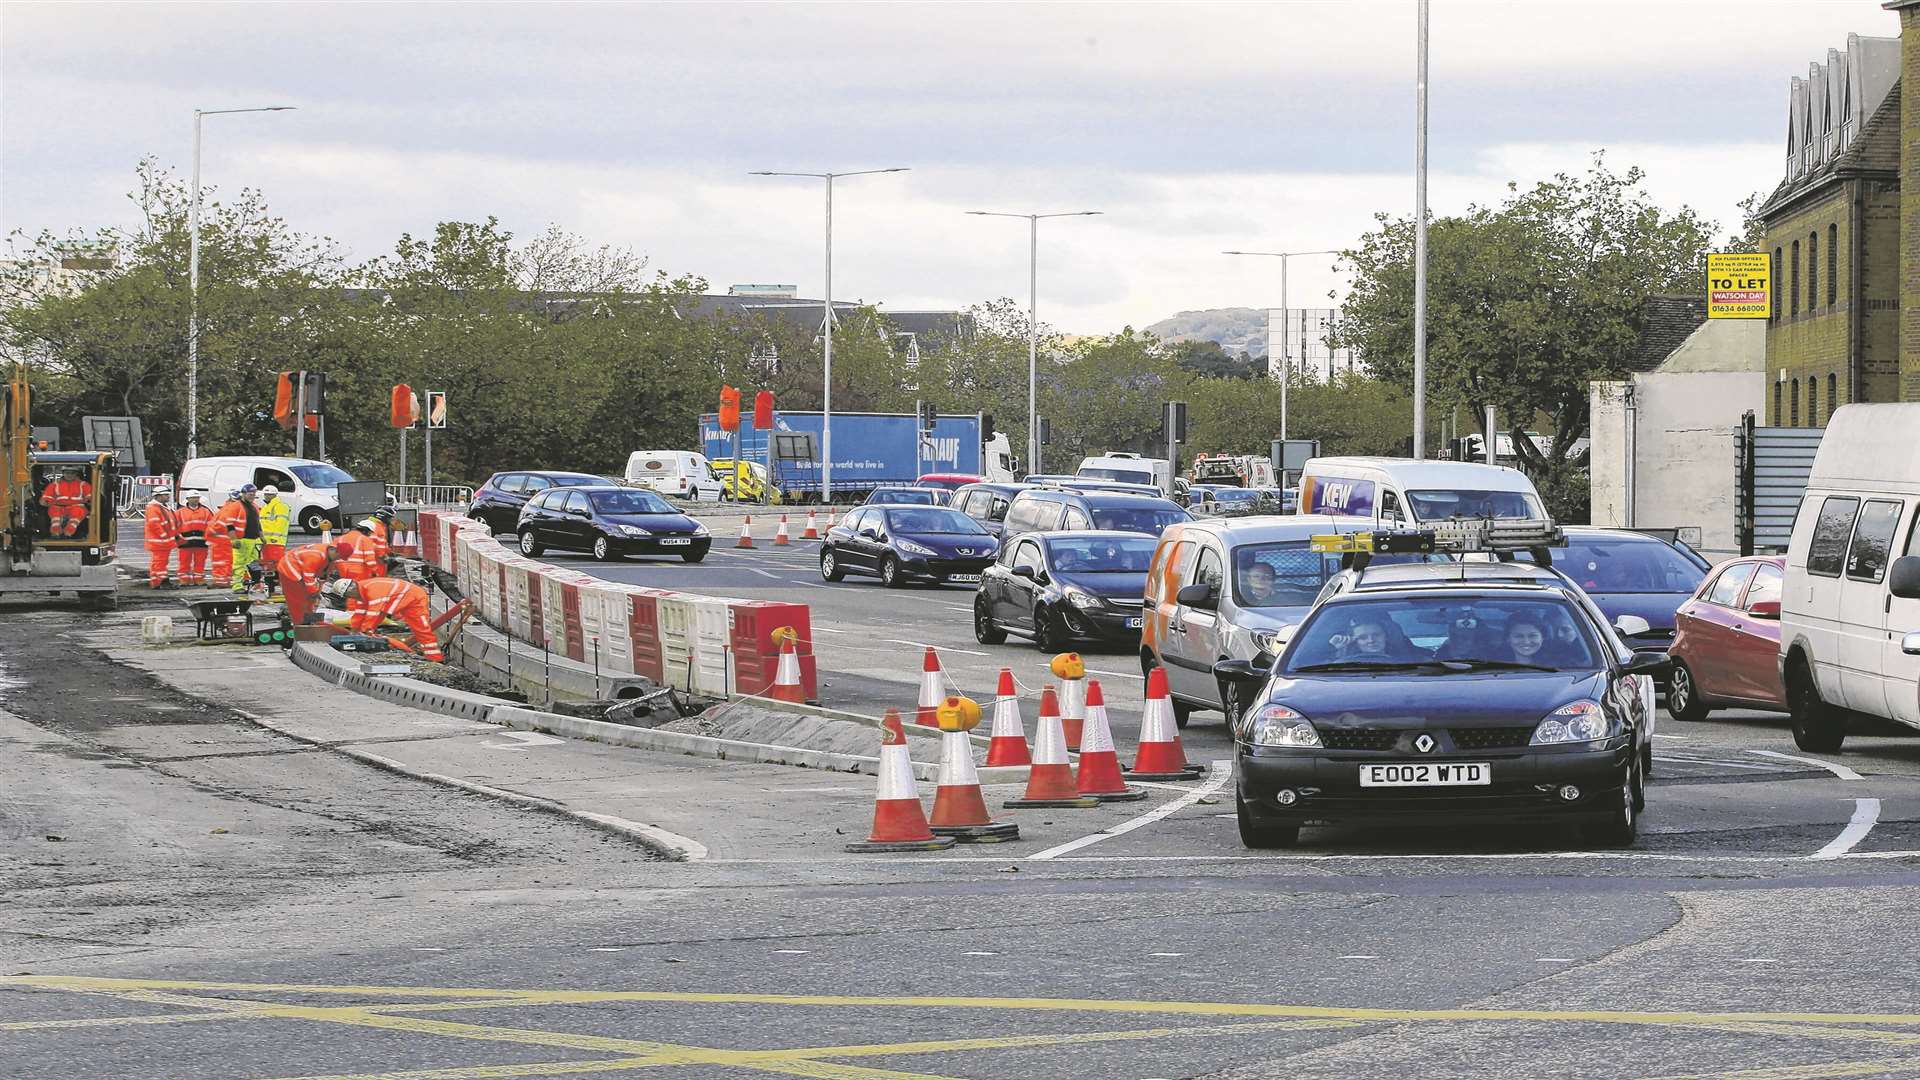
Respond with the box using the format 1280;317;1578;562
923;558;989;575
1107;597;1145;609
1319;728;1401;751
1447;726;1537;750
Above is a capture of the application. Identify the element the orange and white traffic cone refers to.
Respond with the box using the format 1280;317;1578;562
983;668;1031;767
845;709;955;852
737;516;755;549
774;515;791;546
1059;669;1086;751
826;509;838;529
1005;686;1099;809
767;634;807;703
801;510;820;540
929;696;1019;843
1126;666;1206;780
915;647;944;727
1076;681;1146;802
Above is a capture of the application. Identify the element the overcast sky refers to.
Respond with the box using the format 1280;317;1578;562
0;1;1899;334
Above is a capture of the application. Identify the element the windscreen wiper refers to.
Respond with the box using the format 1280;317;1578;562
1436;658;1558;672
1293;660;1446;673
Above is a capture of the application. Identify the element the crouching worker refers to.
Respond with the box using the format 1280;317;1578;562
276;541;339;625
324;577;444;662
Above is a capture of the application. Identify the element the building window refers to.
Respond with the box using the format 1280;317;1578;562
1826;224;1838;308
1808;377;1818;426
1772;248;1782;323
1790;379;1800;426
1790;240;1800;318
1807;232;1818;313
1829;372;1839;412
1774;382;1783;425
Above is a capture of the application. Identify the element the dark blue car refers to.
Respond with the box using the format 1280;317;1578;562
1218;563;1668;850
516;485;711;562
1538;528;1710;658
819;505;998;588
974;531;1154;651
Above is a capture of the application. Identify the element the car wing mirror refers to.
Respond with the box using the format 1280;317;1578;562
1625;651;1672;677
1176;582;1216;610
1904;631;1920;657
1746;600;1781;620
1213;657;1272;684
1890;556;1920;600
859;528;880;540
1613;614;1651;638
1011;565;1036;580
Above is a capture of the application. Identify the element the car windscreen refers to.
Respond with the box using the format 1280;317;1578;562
1282;596;1600;673
1046;536;1157;573
1214;489;1260;503
590;490;675;514
885;508;987;535
874;490;937;504
1079;467;1155;486
1555;537;1708;594
1406;488;1544;520
289;464;353;488
1089;506;1187;534
1231;542;1343;608
552;475;612;488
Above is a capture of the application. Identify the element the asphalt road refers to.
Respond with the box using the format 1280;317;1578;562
12;547;1920;1078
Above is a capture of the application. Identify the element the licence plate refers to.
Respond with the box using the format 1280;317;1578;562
1358;762;1490;787
660;538;692;546
947;573;981;584
1126;617;1143;630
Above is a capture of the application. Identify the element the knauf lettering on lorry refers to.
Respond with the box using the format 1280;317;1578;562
1298;457;1552;530
700;411;1016;500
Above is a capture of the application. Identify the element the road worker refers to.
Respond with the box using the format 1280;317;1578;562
40;467;92;539
258;484;292;568
227;485;264;592
175;491;214;586
276;541;338;625
142;489;179;588
325;577;444;662
332;513;391;582
209;488;244;584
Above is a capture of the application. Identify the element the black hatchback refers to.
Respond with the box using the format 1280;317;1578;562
470;470;619;534
516;485;711;562
819;505;998;587
975;531;1154;651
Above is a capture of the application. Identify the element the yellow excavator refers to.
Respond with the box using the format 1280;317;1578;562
2;361;118;609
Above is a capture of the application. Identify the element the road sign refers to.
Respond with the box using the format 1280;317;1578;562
426;391;447;429
1707;252;1771;319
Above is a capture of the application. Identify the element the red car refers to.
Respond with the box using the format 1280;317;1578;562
1665;555;1787;722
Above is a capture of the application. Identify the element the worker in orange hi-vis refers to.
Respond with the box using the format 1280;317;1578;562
40;467;93;538
332;510;392;581
209;488;246;583
325;577;444;662
174;492;215;586
142;489;179;588
276;541;338;625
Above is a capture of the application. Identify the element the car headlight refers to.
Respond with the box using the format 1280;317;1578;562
1249;629;1280;655
897;540;937;557
1248;704;1321;748
618;524;652;538
1066;589;1106;610
691;523;709;537
1530;700;1619;745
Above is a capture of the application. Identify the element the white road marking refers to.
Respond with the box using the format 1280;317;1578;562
1750;749;1863;781
1338;955;1379;960
1837;850;1920;860
1028;760;1234;861
1147;952;1186;957
1654;755;1793;772
410;948;446;953
1651;733;1687;740
481;730;564;751
1738;958;1778;964
1534;958;1574;963
1810;798;1881;861
885;639;988;657
590;947;625;953
1087;668;1145;681
773;949;810;955
962;951;998;956
812;627;850;634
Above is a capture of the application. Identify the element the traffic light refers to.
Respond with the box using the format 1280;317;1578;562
1165;401;1188;442
1037;417;1051;445
426;391;447;429
390;384;419;429
753;390;774;430
981;412;994;437
719;385;741;432
918;400;936;430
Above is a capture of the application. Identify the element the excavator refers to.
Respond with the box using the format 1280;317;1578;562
2;360;119;609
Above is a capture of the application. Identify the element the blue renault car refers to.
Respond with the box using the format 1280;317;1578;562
1217;562;1668;850
516;485;710;562
819;505;998;588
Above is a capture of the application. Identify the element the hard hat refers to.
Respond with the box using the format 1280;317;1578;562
323;579;352;601
229;489;246;500
182;491;200;501
372;504;396;524
262;485;279;496
356;518;378;532
241;483;257;493
153;488;173;500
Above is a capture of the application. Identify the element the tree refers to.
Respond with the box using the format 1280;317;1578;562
1168;339;1262;380
1043;328;1190;466
1331;154;1717;517
916;298;1058;470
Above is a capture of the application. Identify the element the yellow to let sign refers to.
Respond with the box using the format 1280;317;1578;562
1707;252;1771;319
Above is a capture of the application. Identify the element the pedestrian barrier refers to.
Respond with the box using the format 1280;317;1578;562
628;587;665;682
728;599;817;701
689;596;733;697
657;593;695;693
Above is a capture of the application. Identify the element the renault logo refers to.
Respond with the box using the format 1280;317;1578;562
1413;733;1436;754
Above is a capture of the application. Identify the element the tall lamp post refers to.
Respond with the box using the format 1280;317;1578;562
749;167;909;502
1412;0;1430;459
188;105;295;461
1222;248;1337;441
965;209;1101;475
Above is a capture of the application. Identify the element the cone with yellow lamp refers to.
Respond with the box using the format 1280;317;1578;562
1074;680;1146;802
766;625;807;704
1004;685;1099;809
844;709;955;853
928;694;1020;843
1052;652;1088;750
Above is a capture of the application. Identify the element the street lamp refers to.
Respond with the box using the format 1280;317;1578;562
188;105;295;461
1222;248;1338;442
965;210;1101;475
1413;0;1430;459
748;167;909;502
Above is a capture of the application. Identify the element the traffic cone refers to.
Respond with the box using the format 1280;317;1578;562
1126;667;1206;780
1005;686;1099;809
983;669;1031;767
767;634;806;703
1059;669;1087;752
825;509;838;529
930;707;1019;843
915;647;944;727
736;516;755;549
1076;681;1146;802
845;709;955;852
801;510;820;540
774;515;791;546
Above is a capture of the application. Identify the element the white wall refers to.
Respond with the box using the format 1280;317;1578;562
1590;371;1766;558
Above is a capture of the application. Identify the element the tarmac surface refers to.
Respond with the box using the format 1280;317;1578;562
9;547;1920;1078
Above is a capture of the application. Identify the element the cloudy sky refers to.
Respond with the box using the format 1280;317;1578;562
0;1;1899;334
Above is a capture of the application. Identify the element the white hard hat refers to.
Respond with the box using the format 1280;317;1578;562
262;485;279;496
323;579;352;601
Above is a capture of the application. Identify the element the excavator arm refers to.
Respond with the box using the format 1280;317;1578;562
3;361;34;562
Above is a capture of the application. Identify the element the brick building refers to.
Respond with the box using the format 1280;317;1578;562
1900;1;1920;402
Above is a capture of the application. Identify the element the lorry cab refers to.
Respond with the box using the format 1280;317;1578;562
179;456;354;533
1077;453;1173;496
1298;457;1550;532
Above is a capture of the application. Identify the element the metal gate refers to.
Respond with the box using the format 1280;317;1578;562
1735;411;1824;555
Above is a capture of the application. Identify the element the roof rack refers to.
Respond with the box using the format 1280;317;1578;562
1313;519;1566;574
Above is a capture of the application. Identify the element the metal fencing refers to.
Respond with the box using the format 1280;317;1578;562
1735;412;1824;555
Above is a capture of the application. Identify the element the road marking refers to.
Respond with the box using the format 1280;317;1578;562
480;731;564;751
962;951;998;956
589;948;624;953
813;627;850;634
1750;750;1863;781
1535;958;1574;963
1338;955;1379;960
1654;756;1796;772
411;948;446;953
1738;959;1779;964
1147;953;1185;958
1087;668;1144;681
774;950;811;955
1651;733;1687;740
1028;761;1233;861
1810;798;1881;861
885;639;988;657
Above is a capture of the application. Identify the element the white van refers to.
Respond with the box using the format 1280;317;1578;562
1298;457;1550;530
1778;403;1920;752
1077;453;1174;496
625;450;723;501
178;456;353;533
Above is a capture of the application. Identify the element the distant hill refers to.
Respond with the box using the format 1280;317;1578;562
1144;307;1267;358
